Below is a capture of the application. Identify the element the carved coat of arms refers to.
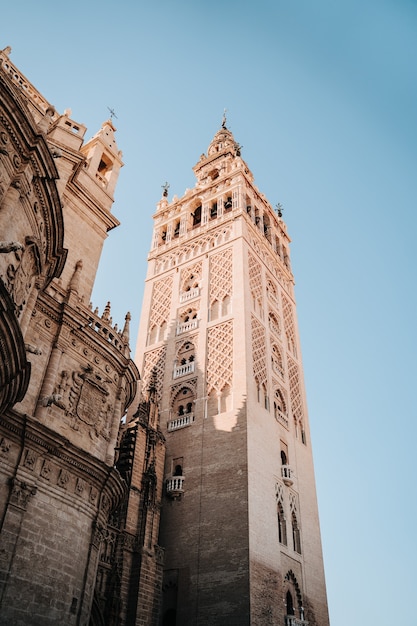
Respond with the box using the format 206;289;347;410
59;366;113;440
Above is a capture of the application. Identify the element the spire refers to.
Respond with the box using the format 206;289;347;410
121;311;131;343
193;116;246;184
68;259;83;294
102;301;111;321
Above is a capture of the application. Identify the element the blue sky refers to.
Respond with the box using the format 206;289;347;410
3;1;417;623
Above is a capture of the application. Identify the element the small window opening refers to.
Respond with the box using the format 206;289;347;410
192;206;202;227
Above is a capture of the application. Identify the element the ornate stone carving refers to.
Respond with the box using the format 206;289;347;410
63;366;114;440
4;242;40;314
9;478;37;510
40;459;52;480
90;486;98;504
92;522;106;549
23;448;37;470
122;532;137;552
0;436;11;456
100;492;111;515
57;469;70;489
75;477;85;496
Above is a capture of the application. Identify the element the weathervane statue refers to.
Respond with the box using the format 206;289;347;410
222;108;227;128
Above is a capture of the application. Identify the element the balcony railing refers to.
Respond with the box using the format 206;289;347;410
173;361;195;379
272;361;284;378
166;476;185;499
285;617;308;626
179;287;200;303
176;319;198;335
274;409;289;428
167;413;195;432
281;465;293;487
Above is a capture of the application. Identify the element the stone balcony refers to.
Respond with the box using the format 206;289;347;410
285;617;308;626
179;288;200;303
173;361;195;379
281;465;294;487
274;409;289;429
176;319;198;335
166;476;185;499
167;413;195;432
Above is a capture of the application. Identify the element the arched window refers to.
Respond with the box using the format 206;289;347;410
192;205;202;227
224;196;232;211
286;590;295;616
292;512;302;554
210;299;219;321
148;321;166;345
269;312;281;337
172;387;194;417
273;389;287;424
284;570;305;621
263;214;271;242
173;220;180;238
278;501;287;546
271;344;283;377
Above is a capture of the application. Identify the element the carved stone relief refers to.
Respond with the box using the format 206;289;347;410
9;478;37;510
55;366;114;441
0;436;11;457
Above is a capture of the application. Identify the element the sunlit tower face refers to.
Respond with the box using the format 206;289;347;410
134;121;329;626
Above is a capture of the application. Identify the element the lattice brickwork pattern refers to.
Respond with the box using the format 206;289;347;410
248;252;263;309
209;248;233;304
153;223;234;274
180;261;202;292
142;346;167;400
251;315;267;387
149;276;173;328
282;293;296;354
289;490;299;514
288;356;303;422
275;481;285;504
206;320;233;393
266;278;279;308
249;235;292;294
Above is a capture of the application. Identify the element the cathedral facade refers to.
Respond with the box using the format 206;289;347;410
134;121;330;625
0;48;165;626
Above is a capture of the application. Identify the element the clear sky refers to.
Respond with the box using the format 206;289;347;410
3;1;417;624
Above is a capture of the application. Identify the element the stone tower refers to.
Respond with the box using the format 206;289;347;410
134;120;329;625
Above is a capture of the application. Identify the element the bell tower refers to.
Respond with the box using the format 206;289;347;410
134;119;329;626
